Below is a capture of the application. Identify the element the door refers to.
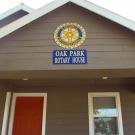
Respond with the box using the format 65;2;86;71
8;93;47;135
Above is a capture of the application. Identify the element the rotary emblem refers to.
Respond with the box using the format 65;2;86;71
54;23;86;49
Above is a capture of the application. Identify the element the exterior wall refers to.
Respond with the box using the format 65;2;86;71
0;3;135;70
0;83;135;135
0;10;28;28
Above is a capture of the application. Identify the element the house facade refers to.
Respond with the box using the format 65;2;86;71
0;0;135;135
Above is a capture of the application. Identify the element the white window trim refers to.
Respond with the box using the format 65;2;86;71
8;93;47;135
88;92;124;135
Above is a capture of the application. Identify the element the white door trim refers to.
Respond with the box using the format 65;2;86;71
8;93;47;135
1;92;12;135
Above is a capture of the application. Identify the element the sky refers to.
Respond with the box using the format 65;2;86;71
0;0;135;22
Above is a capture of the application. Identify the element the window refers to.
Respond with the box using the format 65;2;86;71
88;92;124;135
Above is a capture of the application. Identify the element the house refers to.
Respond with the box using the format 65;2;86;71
0;0;135;135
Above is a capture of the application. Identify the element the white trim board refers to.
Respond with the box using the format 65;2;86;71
8;93;47;135
1;92;11;135
0;3;34;21
0;0;135;39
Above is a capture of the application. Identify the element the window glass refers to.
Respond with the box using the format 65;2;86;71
93;97;117;115
94;117;118;135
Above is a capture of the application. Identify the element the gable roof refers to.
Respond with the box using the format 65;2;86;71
0;0;135;39
0;3;34;21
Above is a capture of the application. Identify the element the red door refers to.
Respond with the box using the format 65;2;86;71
10;96;45;135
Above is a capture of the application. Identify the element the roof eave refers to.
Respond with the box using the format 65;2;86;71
0;3;34;21
70;0;135;31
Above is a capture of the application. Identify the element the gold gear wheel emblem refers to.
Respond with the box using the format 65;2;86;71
54;23;86;49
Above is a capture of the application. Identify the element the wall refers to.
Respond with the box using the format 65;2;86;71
0;82;135;135
0;3;135;70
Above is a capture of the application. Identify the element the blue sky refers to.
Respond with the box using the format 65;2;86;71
0;0;135;21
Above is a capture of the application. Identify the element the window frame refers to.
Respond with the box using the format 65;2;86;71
88;92;124;135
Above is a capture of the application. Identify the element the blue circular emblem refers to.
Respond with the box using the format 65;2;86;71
54;23;86;49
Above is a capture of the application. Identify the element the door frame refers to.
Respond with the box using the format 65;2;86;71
8;93;47;135
1;92;11;135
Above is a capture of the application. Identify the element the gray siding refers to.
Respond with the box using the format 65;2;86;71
0;10;28;28
0;3;135;70
0;84;135;135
